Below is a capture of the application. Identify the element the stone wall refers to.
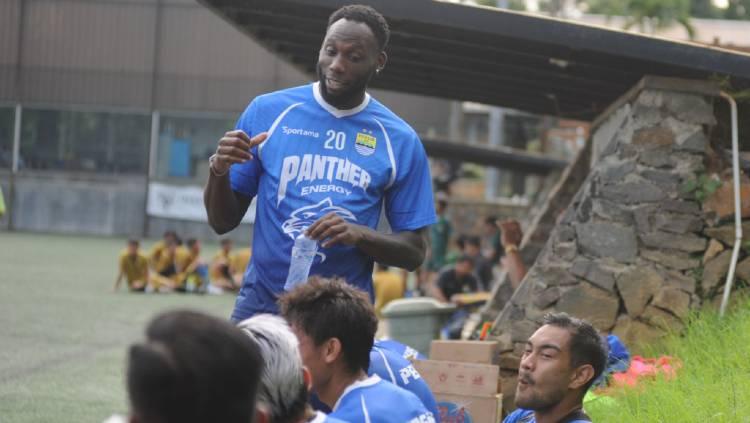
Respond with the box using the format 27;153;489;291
489;77;727;411
480;133;592;320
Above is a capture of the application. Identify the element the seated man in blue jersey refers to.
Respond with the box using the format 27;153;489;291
204;4;436;321
504;313;607;423
238;314;345;423
370;344;439;420
280;278;436;423
374;338;426;361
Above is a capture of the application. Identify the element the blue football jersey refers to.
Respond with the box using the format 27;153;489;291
369;346;440;422
229;83;437;320
308;411;347;423
503;409;591;423
331;375;436;423
374;339;428;361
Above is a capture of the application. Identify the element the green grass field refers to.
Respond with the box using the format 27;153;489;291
587;297;750;423
0;232;236;423
3;232;750;422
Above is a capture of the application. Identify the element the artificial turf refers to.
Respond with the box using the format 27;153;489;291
0;232;235;422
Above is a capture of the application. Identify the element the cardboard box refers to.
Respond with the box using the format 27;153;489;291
414;359;499;397
435;393;503;423
430;340;499;364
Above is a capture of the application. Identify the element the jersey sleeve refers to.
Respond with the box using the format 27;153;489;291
229;100;263;199
384;131;437;232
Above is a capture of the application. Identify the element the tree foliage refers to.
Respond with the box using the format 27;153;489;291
586;0;695;37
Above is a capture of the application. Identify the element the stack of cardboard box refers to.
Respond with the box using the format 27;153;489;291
415;340;503;423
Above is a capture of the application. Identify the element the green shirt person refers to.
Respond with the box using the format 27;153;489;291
427;198;451;271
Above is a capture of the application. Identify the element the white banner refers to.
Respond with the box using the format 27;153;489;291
147;182;256;224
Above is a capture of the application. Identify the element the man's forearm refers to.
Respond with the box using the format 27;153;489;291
504;251;527;290
355;228;426;271
204;173;245;234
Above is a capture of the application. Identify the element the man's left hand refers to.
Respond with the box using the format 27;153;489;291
306;212;367;248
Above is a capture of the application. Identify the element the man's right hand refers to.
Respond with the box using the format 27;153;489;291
498;219;523;247
211;131;268;175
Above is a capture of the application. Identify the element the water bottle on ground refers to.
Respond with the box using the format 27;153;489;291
284;231;318;291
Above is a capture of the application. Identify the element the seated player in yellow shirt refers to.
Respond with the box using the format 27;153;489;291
114;240;150;292
209;239;240;293
149;230;177;275
372;263;405;318
230;247;252;286
174;238;208;293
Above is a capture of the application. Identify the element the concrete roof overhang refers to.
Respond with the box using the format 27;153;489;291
199;0;750;168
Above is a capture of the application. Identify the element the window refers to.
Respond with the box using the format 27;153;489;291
0;107;14;169
155;115;235;182
20;108;150;174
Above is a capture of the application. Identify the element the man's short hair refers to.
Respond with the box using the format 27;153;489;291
542;312;608;392
186;238;198;249
237;314;308;423
455;234;467;250
484;216;497;226
465;236;481;248
327;5;390;51
127;310;262;423
220;238;233;246
279;277;377;374
128;239;139;247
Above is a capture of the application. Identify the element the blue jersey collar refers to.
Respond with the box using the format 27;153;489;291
332;374;381;411
313;82;371;118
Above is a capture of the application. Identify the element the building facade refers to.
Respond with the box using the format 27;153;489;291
0;0;453;241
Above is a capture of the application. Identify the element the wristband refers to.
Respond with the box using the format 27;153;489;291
505;244;519;254
209;154;229;177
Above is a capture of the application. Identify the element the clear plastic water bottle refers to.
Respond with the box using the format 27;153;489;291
284;231;318;291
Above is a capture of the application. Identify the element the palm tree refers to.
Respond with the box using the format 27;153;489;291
586;0;696;38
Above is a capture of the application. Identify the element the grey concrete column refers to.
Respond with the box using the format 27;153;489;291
148;110;160;179
12;104;21;174
485;106;505;200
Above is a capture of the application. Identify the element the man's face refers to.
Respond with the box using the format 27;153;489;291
465;243;480;257
455;259;473;276
291;324;331;394
127;243;138;256
317;19;383;105
191;241;201;254
221;241;232;253
515;325;575;411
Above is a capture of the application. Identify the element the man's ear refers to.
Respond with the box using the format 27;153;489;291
323;338;343;365
377;51;388;72
569;364;595;390
302;366;313;391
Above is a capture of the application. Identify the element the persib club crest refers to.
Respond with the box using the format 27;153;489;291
355;130;376;156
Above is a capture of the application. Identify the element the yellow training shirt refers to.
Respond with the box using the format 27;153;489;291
119;250;148;285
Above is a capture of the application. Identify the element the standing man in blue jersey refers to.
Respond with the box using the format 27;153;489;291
280;278;435;423
204;4;436;321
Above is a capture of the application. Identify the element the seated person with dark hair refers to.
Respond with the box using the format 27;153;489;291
114;240;150;292
209;238;240;293
431;255;479;304
504;312;608;423
148;230;177;273
464;235;493;291
279;277;435;423
125;310;264;423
